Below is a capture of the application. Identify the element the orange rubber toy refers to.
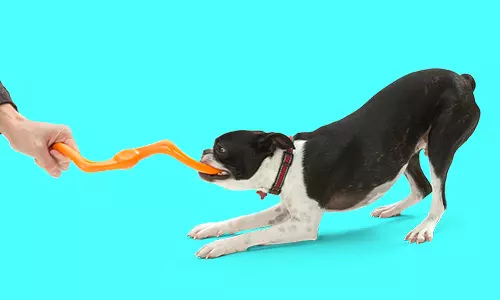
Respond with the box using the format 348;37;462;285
51;140;223;174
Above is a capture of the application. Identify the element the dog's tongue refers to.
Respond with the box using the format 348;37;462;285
256;190;268;200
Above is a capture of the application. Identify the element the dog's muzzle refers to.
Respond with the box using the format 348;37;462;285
199;150;231;181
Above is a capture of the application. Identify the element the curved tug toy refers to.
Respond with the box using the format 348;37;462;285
51;140;223;174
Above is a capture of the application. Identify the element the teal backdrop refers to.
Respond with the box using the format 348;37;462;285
1;1;498;299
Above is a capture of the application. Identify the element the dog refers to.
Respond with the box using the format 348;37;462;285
188;68;480;259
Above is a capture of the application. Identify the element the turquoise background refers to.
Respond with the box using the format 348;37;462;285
1;1;498;299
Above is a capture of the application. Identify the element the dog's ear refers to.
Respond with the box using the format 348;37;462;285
257;132;295;152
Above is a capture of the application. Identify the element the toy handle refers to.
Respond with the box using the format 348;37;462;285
51;141;222;174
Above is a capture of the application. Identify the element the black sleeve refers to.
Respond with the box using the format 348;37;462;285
0;81;19;135
0;81;18;111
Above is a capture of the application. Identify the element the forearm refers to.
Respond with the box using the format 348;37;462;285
0;82;24;136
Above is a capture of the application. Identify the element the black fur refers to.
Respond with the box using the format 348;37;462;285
210;131;293;180
205;69;480;211
404;153;433;200
294;68;480;209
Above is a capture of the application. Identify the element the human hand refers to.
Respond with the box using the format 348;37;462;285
0;104;78;177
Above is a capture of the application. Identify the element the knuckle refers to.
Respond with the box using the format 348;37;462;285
61;125;71;133
34;141;46;150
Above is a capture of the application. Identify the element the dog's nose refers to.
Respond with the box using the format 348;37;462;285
203;149;212;156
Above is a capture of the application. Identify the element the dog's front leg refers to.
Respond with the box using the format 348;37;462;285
188;203;290;239
195;201;323;259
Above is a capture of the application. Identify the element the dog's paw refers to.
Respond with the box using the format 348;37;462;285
187;222;230;240
195;238;247;259
404;220;435;244
371;203;403;218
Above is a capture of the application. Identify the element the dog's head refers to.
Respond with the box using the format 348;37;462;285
199;130;295;190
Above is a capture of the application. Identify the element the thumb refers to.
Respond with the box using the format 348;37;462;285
35;147;61;177
55;125;79;152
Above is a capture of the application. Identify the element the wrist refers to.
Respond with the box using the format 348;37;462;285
0;104;26;137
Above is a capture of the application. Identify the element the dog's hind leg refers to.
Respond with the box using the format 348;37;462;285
187;203;290;240
371;152;432;218
406;86;480;244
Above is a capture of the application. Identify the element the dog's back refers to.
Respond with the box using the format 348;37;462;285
295;68;480;211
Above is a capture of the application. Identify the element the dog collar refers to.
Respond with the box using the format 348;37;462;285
256;137;294;200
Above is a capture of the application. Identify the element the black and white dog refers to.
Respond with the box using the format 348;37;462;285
188;68;480;259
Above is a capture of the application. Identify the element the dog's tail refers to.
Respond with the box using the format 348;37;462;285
461;73;476;92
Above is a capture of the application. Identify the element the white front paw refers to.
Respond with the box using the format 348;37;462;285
195;238;247;259
187;222;230;240
405;220;436;244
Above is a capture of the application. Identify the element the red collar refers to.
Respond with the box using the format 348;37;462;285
256;137;294;200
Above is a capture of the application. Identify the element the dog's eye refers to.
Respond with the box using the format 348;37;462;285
216;145;226;153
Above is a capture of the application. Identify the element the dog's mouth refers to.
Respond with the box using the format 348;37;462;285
198;151;232;182
198;170;231;181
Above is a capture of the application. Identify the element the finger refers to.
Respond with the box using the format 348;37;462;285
62;138;79;153
50;149;70;171
35;158;62;175
36;147;61;177
58;126;79;152
50;125;79;153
